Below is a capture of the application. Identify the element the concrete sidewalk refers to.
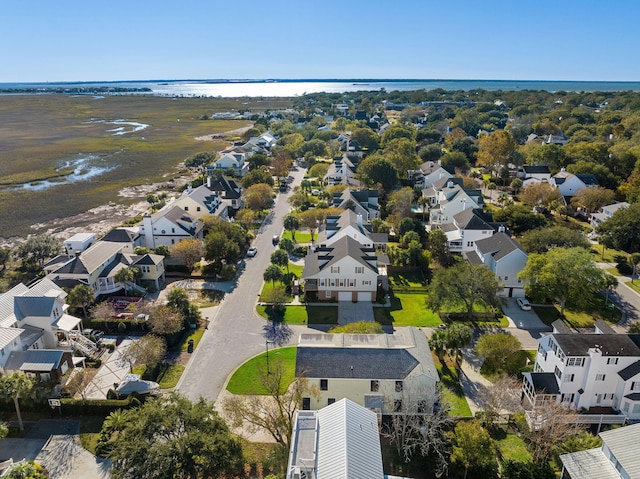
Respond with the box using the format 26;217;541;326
458;348;493;415
83;338;135;399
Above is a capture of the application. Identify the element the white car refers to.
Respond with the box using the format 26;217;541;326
246;246;257;257
516;298;531;311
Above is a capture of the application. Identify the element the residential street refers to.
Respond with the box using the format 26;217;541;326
176;167;307;402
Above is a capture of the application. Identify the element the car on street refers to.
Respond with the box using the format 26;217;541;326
516;298;532;310
246;246;257;257
272;235;279;246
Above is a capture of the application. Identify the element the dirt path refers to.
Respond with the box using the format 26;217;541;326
194;124;254;141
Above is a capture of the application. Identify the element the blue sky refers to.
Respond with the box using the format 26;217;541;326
1;0;638;82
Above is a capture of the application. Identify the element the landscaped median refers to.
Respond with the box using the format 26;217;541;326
226;347;297;395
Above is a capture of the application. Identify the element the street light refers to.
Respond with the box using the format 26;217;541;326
266;340;275;374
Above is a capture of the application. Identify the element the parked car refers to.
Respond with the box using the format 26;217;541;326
516;298;531;311
246;246;257;257
272;235;279;246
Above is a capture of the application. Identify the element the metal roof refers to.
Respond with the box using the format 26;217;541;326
560;448;620;479
5;349;64;372
599;422;640;478
0;327;24;350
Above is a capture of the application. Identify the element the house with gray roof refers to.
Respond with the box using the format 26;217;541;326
439;208;496;253
206;175;243;211
465;232;528;297
4;349;73;384
139;206;204;250
168;184;228;220
301;236;384;302
332;188;380;220
287;398;384;479
523;324;640;422
295;327;439;414
325;155;361;188
590;201;630;228
550;169;599;197
317;209;387;251
560;422;640;479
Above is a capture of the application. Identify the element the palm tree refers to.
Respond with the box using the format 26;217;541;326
263;265;284;286
67;284;95;317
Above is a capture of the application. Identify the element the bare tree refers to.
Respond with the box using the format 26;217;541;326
476;374;523;429
380;386;452;476
222;361;317;451
525;402;584;463
117;334;167;372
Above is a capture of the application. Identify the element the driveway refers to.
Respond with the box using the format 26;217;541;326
83;338;136;399
337;301;374;325
0;420;109;479
502;298;551;349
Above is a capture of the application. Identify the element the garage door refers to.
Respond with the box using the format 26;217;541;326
338;292;352;301
357;292;371;302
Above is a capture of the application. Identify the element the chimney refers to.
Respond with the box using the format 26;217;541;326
447;180;454;188
357;214;363;227
498;225;506;233
206;176;211;188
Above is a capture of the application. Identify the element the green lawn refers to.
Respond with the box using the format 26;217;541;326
626;280;640;294
374;292;442;327
158;364;185;389
256;305;338;325
286;262;303;278
282;231;313;244
179;328;205;352
260;282;294;303
533;296;621;329
591;244;629;263
388;271;427;291
226;347;297;395
79;416;105;455
492;428;532;463
433;354;473;417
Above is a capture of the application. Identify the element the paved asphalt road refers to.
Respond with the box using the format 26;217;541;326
177;167;307;402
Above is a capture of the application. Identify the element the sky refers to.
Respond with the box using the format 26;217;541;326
1;0;639;83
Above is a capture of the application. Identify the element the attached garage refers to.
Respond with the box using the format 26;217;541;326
357;292;371;302
338;292;352;302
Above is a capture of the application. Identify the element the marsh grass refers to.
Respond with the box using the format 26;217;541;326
0;95;292;237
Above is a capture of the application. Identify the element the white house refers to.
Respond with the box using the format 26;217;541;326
139;206;204;250
168;185;227;220
325;155;361;188
209;151;250;177
517;165;551;188
590;201;630;228
332;189;380;220
295;327;439;414
410;162;454;189
287;398;384;479
560;422;640;479
465;232;528;297
522;322;640;421
317;209;388;251
302;236;382;302
428;180;483;227
63;233;96;256
439;208;496;253
550;169;599;197
206;175;243;211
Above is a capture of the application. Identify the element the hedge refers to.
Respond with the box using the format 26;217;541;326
59;397;141;416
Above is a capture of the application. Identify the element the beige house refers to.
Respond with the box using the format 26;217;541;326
302;236;383;302
295;327;439;414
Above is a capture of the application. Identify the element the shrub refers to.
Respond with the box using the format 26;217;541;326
616;261;633;275
117;322;127;333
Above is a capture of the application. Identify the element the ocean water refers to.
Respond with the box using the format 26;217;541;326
2;79;640;97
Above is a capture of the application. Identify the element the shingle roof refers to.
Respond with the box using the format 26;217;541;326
453;209;493;230
522;165;550;174
101;228;139;243
474;232;525;260
524;372;560;395
296;347;418;379
302;236;378;278
576;173;599;186
553;333;640;357
618;360;640;381
53;241;123;275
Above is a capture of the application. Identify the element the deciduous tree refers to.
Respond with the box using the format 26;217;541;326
519;226;590;254
449;420;498;479
570;186;616;214
147;304;183;336
519;247;612;316
17;233;62;268
283;214;299;242
597;202;640;252
0;373;34;432
476;373;522;429
244;183;274;210
356;154;399;191
474;333;522;375
170;238;204;273
427;262;503;318
477;130;517;177
118;334;166;372
107;393;243;479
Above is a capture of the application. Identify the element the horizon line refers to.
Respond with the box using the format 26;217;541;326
2;78;640;85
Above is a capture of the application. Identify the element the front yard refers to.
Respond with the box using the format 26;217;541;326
256;304;338;325
226;346;297;395
374;292;442;327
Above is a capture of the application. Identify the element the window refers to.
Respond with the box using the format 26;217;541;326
302;398;311;410
394;400;402;412
370;380;379;392
504;276;508;281
563;374;574;383
567;357;585;367
466;241;473;247
623;402;630;412
172;228;175;233
554;366;562;379
634;404;640;414
196;207;201;212
395;381;403;392
362;280;371;286
596;374;606;381
417;400;427;413
632;382;640;391
331;266;340;274
607;358;619;365
355;266;364;274
184;206;189;211
328;398;335;405
320;379;328;391
596;394;602;404
325;291;331;298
